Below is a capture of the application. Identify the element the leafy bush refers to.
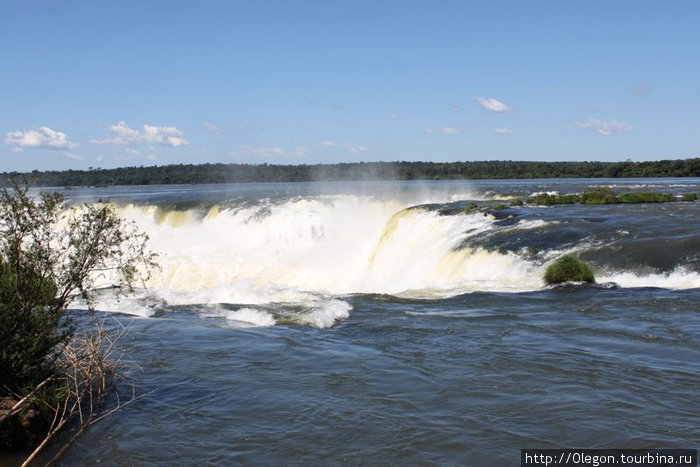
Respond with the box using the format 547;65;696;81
544;255;595;284
0;261;67;392
0;180;157;398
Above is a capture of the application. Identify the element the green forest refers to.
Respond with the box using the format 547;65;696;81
3;158;699;187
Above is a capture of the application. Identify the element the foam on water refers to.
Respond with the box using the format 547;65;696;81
79;191;698;324
292;299;352;328
111;196;541;302
513;219;559;230
222;307;277;327
530;190;560;197
599;267;700;290
70;291;159;318
198;299;352;328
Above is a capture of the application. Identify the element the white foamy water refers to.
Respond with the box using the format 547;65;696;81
197;298;352;329
293;299;353;328
222;307;277;327
600;267;700;290
72;185;698;324
530;190;560;197
513;219;559;230
70;291;159;318
111;196;540;304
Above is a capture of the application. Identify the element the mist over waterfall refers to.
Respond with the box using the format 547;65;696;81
48;179;700;467
56;179;691;326
115;196;538;301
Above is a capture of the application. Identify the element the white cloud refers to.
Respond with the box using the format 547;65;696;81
474;97;512;113
348;145;369;154
390;113;399;120
320;140;369;154
202;121;221;134
575;118;633;135
422;127;461;135
117;150;158;162
494;127;514;135
95;121;139;145
142;124;188;146
5;126;79;150
230;146;309;159
452;104;462;113
93;121;188;147
63;152;84;160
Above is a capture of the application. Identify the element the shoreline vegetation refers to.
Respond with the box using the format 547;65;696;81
1;158;699;187
0;181;157;465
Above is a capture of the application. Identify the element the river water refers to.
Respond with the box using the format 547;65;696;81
34;179;700;465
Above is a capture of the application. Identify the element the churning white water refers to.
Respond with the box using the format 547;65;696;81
74;184;699;326
114;195;540;305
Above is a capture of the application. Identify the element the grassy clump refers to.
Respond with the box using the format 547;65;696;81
528;193;579;205
579;187;617;204
558;194;582;204
544;255;595;284
680;193;698;202
617;192;675;203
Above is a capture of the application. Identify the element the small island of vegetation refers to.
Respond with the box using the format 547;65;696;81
526;187;695;206
544;255;595;285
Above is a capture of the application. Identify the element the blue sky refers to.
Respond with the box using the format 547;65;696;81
1;1;699;172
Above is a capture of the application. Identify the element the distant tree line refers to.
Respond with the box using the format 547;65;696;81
2;158;698;187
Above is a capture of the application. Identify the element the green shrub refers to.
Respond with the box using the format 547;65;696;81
617;192;675;203
557;194;581;204
0;181;157;398
0;261;69;392
680;193;698;202
544;255;595;284
527;193;580;206
580;187;617;204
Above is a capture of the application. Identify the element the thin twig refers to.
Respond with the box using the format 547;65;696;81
17;314;148;466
